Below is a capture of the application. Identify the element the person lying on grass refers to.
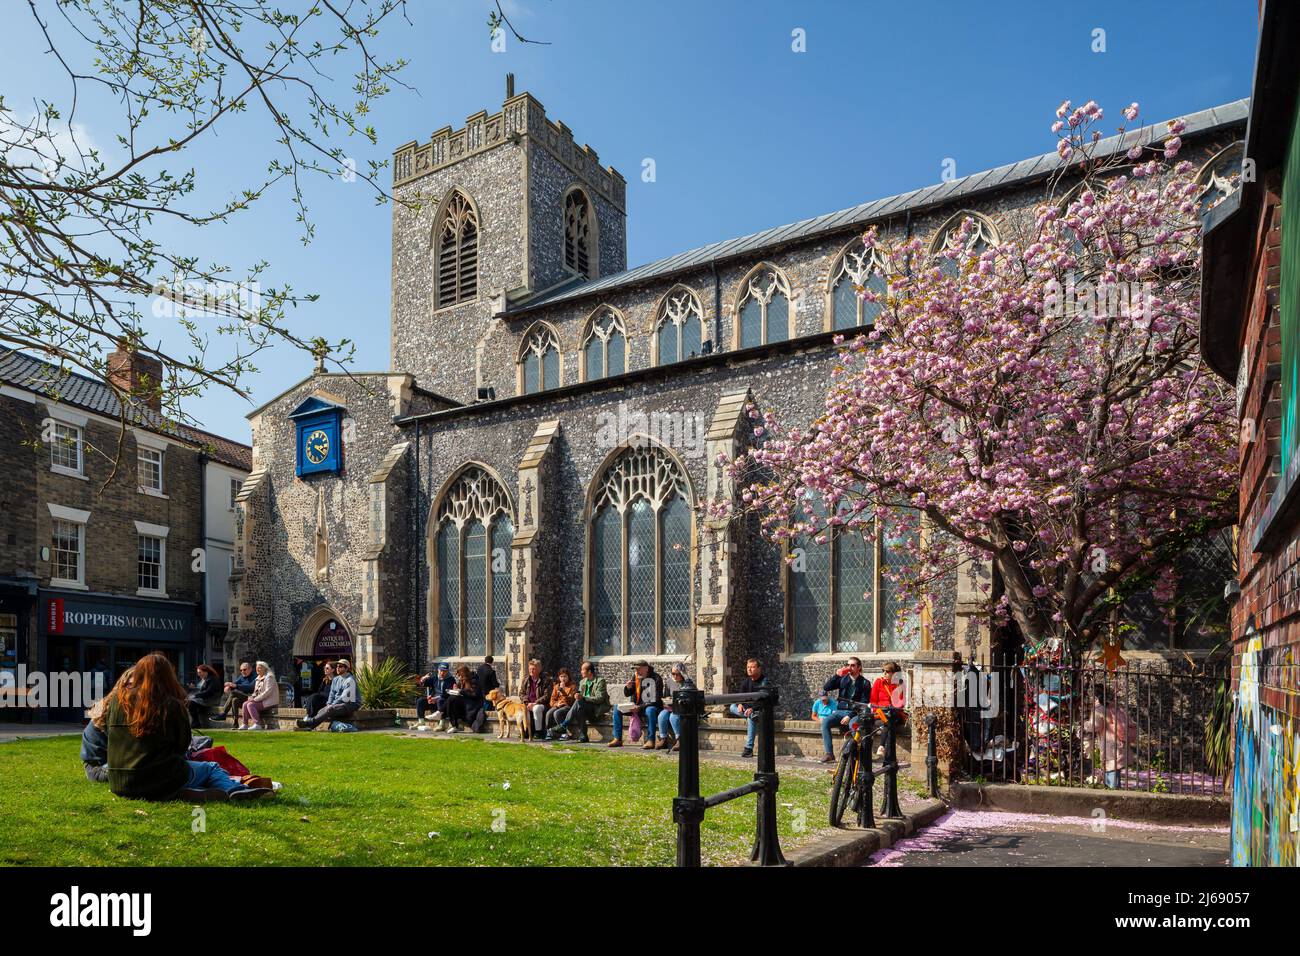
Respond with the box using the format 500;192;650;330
107;652;274;803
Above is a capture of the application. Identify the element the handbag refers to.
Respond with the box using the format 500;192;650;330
190;745;250;778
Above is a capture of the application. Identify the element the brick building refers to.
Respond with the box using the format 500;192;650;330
230;81;1246;714
0;346;250;721
1200;0;1300;867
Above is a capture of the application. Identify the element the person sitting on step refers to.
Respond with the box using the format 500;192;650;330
608;660;661;750
416;662;456;731
296;659;360;729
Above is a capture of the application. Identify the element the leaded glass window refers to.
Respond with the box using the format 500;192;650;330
655;288;704;365
736;266;792;347
661;496;692;655
433;467;514;657
830;243;887;330
787;510;919;654
436;190;478;308
588;445;692;655
582;308;627;381
520;323;561;395
591;507;622;656
931;213;998;278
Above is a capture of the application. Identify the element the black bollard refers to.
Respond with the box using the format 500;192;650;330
857;713;877;829
925;712;939;798
672;681;706;867
880;711;903;819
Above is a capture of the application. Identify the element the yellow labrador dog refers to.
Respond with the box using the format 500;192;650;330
486;688;529;740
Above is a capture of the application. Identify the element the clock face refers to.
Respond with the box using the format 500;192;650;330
304;428;330;465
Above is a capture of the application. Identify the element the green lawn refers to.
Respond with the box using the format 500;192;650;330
0;731;839;866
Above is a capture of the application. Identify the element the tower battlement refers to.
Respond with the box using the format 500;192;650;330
392;91;626;212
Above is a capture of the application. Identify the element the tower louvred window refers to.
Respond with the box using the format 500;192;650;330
564;189;593;278
436;191;478;307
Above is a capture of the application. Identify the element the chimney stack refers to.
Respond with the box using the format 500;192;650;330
107;342;165;412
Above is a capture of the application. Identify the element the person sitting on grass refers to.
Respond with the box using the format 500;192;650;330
416;662;455;731
82;667;134;783
544;667;579;737
546;661;608;742
609;660;661;750
818;656;871;763
238;661;279;731
302;661;335;723
655;663;689;752
107;653;273;802
187;664;223;728
211;660;256;723
729;658;769;759
520;658;553;741
297;659;360;729
442;663;486;733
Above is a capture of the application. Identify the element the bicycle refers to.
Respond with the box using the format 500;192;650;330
828;703;905;828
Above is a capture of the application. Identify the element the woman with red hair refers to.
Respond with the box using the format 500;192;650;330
107;653;274;802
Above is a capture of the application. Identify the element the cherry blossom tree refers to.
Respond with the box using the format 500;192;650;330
717;100;1236;655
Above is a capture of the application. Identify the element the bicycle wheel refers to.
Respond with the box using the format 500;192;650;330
829;742;858;827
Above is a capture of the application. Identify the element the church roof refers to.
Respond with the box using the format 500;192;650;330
504;99;1249;318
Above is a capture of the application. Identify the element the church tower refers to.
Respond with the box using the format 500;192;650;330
389;76;627;403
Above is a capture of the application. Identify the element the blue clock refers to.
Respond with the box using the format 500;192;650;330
289;397;345;477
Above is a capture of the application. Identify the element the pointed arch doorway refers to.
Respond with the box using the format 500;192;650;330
291;606;354;699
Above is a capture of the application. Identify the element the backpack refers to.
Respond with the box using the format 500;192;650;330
329;721;358;733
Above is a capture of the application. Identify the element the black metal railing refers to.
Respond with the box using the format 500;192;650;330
958;652;1230;795
672;683;786;867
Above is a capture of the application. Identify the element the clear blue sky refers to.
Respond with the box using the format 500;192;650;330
1;0;1258;443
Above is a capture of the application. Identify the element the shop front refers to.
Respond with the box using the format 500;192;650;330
293;614;354;699
38;591;200;720
0;577;37;722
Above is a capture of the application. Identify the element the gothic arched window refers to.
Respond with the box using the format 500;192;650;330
564;187;596;279
588;445;693;656
581;307;627;381
787;508;922;654
434;467;514;658
735;264;792;349
828;241;887;331
435;190;478;308
930;212;999;278
654;287;704;365
519;322;561;395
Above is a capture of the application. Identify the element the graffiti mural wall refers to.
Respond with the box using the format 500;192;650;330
1231;635;1300;866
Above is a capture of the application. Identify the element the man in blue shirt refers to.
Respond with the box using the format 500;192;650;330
819;657;870;762
211;661;257;723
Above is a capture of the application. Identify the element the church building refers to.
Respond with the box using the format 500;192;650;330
228;80;1247;712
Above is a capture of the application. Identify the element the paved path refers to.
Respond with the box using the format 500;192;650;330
0;722;83;743
868;808;1229;867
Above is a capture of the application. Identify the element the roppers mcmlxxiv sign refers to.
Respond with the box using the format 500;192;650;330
45;596;193;641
